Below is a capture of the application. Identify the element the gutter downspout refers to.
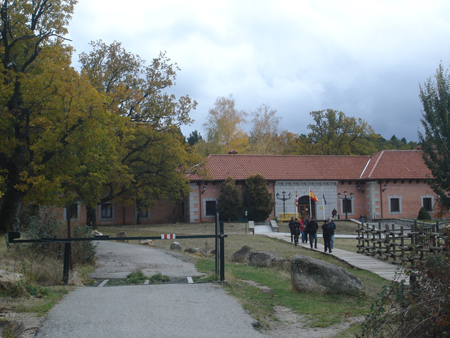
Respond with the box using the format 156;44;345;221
380;182;384;220
199;184;202;223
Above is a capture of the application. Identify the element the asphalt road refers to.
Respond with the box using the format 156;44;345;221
35;242;265;338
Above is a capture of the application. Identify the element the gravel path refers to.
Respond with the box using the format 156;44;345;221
35;241;266;338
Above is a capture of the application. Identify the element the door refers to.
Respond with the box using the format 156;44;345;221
298;195;315;218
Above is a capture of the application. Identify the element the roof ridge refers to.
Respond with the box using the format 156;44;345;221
209;154;371;158
367;150;384;179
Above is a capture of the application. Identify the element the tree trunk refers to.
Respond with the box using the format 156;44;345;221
0;186;25;234
86;205;97;229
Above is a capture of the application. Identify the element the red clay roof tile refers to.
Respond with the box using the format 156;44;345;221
188;150;431;182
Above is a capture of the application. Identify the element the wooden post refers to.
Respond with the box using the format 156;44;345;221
391;224;396;263
400;226;405;262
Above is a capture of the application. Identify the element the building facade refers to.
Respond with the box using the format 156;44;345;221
58;150;446;225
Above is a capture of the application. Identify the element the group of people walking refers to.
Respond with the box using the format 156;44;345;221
288;216;336;253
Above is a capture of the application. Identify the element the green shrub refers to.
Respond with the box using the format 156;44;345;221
417;207;431;220
149;273;170;284
12;209;96;269
358;238;450;337
126;271;148;283
243;174;275;222
218;176;242;221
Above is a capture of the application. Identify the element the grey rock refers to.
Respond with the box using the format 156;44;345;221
290;255;364;295
199;248;212;256
249;251;275;267
90;230;103;237
116;231;128;243
0;270;22;287
271;257;291;270
231;245;252;262
170;242;182;251
140;239;155;246
184;247;201;254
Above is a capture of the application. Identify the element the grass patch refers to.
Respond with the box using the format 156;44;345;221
126;271;148;283
6;286;69;317
195;250;387;330
104;271;171;286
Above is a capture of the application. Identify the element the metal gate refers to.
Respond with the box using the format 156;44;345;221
8;215;227;285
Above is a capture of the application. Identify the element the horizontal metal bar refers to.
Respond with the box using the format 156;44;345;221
9;234;227;244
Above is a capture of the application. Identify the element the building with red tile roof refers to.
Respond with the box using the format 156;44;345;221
186;150;437;223
58;149;442;225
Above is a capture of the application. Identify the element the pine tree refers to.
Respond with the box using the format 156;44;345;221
243;174;275;222
218;176;242;221
419;64;450;208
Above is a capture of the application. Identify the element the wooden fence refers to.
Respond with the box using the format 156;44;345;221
357;220;450;266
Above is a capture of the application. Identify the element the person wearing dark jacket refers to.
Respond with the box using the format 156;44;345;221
288;217;295;243
293;218;301;246
322;219;333;253
328;217;336;249
303;215;310;244
306;216;318;249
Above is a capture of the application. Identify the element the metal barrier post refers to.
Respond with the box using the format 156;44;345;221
219;221;225;281
215;208;219;276
63;242;71;285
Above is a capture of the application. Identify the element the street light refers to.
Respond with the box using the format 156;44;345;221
338;191;354;219
276;191;291;214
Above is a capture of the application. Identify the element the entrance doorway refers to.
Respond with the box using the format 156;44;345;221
298;195;315;218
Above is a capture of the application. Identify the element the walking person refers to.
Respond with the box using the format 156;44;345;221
300;217;306;243
328;217;336;249
288;216;295;243
303;215;310;244
293;218;301;246
322;219;332;253
306;216;318;249
332;208;337;219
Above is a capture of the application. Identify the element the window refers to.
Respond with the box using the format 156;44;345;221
64;203;80;221
343;199;352;214
137;210;149;219
99;202;114;220
388;196;402;214
422;196;433;213
390;198;400;212
205;200;216;216
340;198;354;216
135;203;150;220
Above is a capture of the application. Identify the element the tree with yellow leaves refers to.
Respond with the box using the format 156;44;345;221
201;94;248;155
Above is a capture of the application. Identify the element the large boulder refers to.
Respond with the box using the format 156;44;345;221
231;245;252;262
291;255;364;296
271;257;291;270
249;251;275;268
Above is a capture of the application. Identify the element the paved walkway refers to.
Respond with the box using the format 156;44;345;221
265;232;405;283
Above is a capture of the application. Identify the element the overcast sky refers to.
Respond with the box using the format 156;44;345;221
67;0;450;143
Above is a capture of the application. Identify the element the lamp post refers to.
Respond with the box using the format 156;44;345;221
338;191;354;219
276;191;291;214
